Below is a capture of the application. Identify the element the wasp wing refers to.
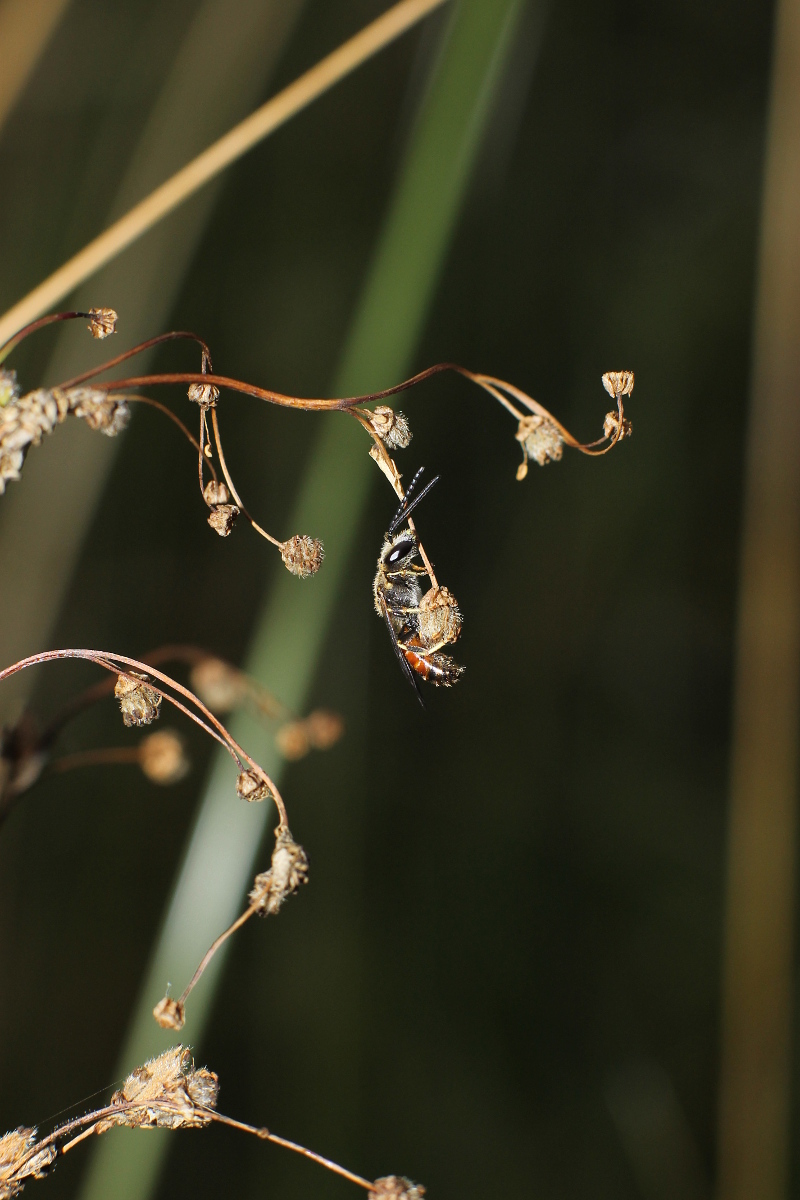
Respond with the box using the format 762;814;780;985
378;591;425;707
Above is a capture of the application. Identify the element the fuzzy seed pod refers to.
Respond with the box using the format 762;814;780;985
0;1128;57;1199
64;387;130;436
202;479;230;506
603;410;633;440
140;731;189;785
189;657;244;713
280;534;325;577
515;414;564;479
602;370;634;398
369;1177;426;1200
369;406;412;449
87;307;118;339
236;768;273;803
115;673;162;727
207;503;239;536
249;827;309;916
275;721;310;760
418;586;462;648
96;1047;219;1133
187;381;220;408
152;996;186;1031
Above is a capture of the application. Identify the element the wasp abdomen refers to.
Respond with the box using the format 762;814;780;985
403;648;464;687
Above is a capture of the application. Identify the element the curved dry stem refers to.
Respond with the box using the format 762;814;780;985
176;903;258;1010
57;331;212;388
209;406;282;546
114;394;217;480
50;747;142;773
0;310;97;365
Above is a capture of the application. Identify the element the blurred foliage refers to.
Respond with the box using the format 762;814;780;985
0;1;777;1199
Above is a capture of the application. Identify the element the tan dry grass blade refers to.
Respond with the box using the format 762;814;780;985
0;0;448;347
0;0;70;130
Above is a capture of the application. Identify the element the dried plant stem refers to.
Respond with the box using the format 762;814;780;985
51;747;142;773
257;1129;373;1190
117;396;213;471
57;331;212;387
0;0;449;347
209;407;281;546
175;904;259;1010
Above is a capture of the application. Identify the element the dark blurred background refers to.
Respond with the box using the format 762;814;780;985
0;1;785;1198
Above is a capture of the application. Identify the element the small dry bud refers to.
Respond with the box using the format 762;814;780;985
305;709;345;750
369;406;412;449
249;827;309;916
140;730;189;785
0;1128;57;1199
115;673;162;728
187;382;220;408
97;1047;218;1133
280;534;324;578
418;586;462;648
87;307;118;339
602;370;634;398
603;410;633;440
236;768;273;803
0;370;19;408
369;1177;426;1200
64;387;130;436
202;479;230;506
152;996;185;1031
275;721;310;760
190;657;244;713
515;414;564;479
207;503;239;536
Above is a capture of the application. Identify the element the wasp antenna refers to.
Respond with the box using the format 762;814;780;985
389;469;440;534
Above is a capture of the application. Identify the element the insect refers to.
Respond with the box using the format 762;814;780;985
373;468;464;703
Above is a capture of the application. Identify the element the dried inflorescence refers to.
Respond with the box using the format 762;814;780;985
187;381;220;408
0;383;129;495
87;307;118;339
139;730;189;784
249;827;309;916
515;414;564;479
202;480;230;507
236;768;274;803
189;656;246;712
602;370;635;399
0;1129;57;1200
368;405;412;449
207;503;240;537
152;996;186;1030
280;534;325;578
369;1177;426;1200
95;1048;218;1133
115;673;162;727
418;585;462;648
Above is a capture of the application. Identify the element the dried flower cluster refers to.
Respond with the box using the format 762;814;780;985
275;708;345;760
114;673;162;727
0;1129;56;1200
369;1177;426;1200
236;767;274;803
0;378;129;494
515;413;564;478
139;730;189;784
87;307;118;339
280;534;325;577
368;405;412;449
249;827;309;916
95;1047;218;1133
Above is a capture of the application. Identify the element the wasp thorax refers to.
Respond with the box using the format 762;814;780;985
207;503;239;536
369;405;412;449
280;534;325;577
602;370;635;399
115;673;162;727
418;586;462;647
152;996;185;1031
187;381;220;408
87;307;118;339
202;479;230;506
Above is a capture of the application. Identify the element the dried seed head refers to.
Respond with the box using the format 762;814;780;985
515;414;564;479
236;768;274;803
603;410;633;440
0;1128;57;1199
140;730;189;785
64;387;130;436
369;1177;426;1200
187;382;220;408
418;586;462;648
115;673;162;728
602;370;634;398
189;657;244;713
202;479;230;507
0;370;19;408
275;721;310;760
152;996;185;1031
207;503;239;536
369;406;412;449
305;709;345;750
280;534;325;578
249;827;309;916
87;307;118;339
97;1047;219;1133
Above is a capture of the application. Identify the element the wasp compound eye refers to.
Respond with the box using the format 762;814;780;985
388;539;414;564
